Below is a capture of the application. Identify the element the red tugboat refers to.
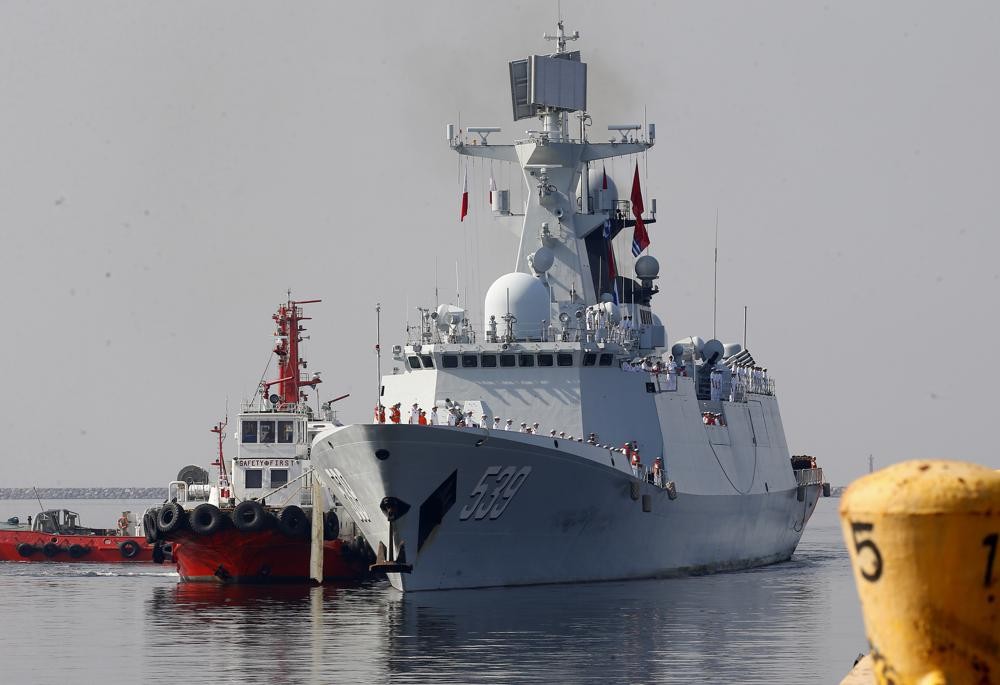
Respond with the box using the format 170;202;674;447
147;296;373;583
0;508;160;564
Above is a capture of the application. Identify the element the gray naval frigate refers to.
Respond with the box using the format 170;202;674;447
312;22;827;592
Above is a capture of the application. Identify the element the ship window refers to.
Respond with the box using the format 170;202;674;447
481;354;497;368
557;353;574;367
499;354;516;367
599;353;614;367
259;421;275;444
442;355;458;368
583;353;597;367
241;421;258;443
420;355;434;368
269;469;289;488
537;354;553;367
244;469;263;489
407;356;422;369
462;354;478;368
519;354;535;367
277;421;294;444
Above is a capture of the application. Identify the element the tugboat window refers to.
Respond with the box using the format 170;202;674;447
537;354;554;367
481;354;498;368
462;355;478;368
259;421;275;443
277;421;294;444
599;353;614;366
420;355;434;368
442;355;458;368
407;355;422;369
269;469;289;488
519;355;535;367
583;353;597;366
499;354;516;367
241;421;258;443
557;353;574;367
244;469;263;489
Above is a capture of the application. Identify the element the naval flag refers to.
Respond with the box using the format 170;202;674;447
630;162;650;256
460;169;469;222
489;173;496;206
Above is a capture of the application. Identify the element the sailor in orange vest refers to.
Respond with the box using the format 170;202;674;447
418;410;428;426
374;404;386;423
652;456;664;487
389;403;401;424
630;449;641;478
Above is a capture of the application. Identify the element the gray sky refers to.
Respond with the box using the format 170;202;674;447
1;1;997;488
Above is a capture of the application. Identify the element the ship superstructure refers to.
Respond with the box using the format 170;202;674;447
311;22;826;591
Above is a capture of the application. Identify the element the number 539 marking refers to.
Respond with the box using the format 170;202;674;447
459;466;532;521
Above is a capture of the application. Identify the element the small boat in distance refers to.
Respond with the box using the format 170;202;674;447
0;508;160;564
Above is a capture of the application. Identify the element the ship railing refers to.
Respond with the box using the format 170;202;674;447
795;468;824;487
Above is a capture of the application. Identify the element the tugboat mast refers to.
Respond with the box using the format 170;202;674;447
264;294;322;407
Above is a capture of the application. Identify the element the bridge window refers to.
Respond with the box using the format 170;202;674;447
582;353;597;367
499;354;516;367
270;469;289;488
481;354;497;368
442;355;458;368
241;421;258;443
537;354;553;367
599;353;614;367
557;353;574;367
259;421;275;444
277;421;294;444
462;354;478;368
407;355;422;369
420;355;434;368
519;354;535;367
244;469;263;489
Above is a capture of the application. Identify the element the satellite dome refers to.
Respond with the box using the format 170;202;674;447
529;246;555;274
635;255;660;279
484;272;549;341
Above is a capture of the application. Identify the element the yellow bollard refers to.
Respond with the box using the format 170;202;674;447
840;460;1000;685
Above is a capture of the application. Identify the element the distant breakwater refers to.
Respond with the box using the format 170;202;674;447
0;488;167;500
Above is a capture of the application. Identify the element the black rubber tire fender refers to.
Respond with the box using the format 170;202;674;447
119;540;141;559
277;505;310;538
231;500;270;533
16;542;36;558
42;541;61;558
190;503;226;536
68;544;89;558
156;503;187;535
143;511;158;544
323;510;340;540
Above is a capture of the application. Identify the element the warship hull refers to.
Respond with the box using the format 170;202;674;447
312;424;822;592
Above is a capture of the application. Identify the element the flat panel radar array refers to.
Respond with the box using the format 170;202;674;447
508;51;587;121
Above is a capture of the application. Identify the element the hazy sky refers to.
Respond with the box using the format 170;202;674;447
1;1;997;487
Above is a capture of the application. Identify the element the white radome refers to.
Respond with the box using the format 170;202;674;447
484;272;549;340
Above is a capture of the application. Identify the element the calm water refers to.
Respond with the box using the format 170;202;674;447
0;498;864;684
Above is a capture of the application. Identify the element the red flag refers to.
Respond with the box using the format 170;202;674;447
630;163;649;256
460;169;469;221
607;241;618;281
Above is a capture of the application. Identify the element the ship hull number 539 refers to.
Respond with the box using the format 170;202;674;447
459;466;532;521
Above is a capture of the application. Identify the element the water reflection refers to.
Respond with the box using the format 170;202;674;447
384;560;832;684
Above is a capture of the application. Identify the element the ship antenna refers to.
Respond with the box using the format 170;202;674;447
375;302;382;412
32;486;45;513
743;305;748;348
713;210;719;340
544;18;579;54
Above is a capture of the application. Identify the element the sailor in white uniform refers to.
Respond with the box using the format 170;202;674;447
409;403;420;424
710;367;722;402
504;419;513;431
430;406;439;425
493;417;501;430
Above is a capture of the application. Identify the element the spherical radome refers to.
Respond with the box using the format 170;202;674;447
635;255;659;279
484;272;549;341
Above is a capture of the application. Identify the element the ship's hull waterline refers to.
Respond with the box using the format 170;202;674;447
312;424;822;592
